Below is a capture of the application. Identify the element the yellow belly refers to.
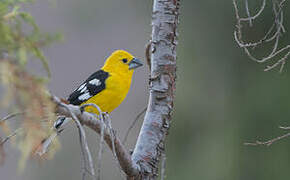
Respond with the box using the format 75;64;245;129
81;73;132;114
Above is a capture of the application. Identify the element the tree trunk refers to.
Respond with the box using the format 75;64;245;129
130;0;180;179
52;0;180;179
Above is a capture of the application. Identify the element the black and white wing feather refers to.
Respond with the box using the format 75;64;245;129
67;70;109;105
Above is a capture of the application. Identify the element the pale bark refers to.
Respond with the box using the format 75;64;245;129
131;0;179;179
52;96;140;177
53;0;180;179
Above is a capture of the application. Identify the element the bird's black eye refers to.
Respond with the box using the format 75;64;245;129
122;59;128;63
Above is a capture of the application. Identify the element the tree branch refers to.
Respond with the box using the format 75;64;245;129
64;104;97;180
49;1;180;179
0;112;24;123
131;0;179;179
0;128;21;146
123;107;147;144
244;126;290;146
51;96;140;177
244;132;290;146
233;0;289;72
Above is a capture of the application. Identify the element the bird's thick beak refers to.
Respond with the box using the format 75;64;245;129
129;58;143;70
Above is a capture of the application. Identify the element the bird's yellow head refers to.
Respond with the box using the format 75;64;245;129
101;50;143;75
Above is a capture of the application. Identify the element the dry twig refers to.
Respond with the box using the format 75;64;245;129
104;113;126;179
0;112;24;123
244;132;290;146
279;126;290;130
244;126;290;146
0;128;21;146
0;112;24;147
123;107;147;144
80;103;105;180
80;103;125;179
233;0;289;72
0;112;23;145
52;96;139;177
63;104;97;180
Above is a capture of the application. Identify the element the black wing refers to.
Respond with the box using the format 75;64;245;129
67;70;109;105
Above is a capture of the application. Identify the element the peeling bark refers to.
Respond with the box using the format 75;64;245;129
51;0;179;179
131;0;179;179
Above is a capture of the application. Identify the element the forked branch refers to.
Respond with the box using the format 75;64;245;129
244;126;290;146
51;96;140;177
233;0;289;72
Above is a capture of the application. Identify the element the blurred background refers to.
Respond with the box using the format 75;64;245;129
1;0;290;179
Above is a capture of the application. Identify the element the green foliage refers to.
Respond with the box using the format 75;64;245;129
0;0;61;77
0;0;61;168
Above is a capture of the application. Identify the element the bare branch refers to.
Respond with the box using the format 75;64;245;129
104;113;117;158
36;131;60;156
79;103;105;180
0;112;24;123
80;103;114;180
51;96;140;177
64;105;96;180
123;107;147;144
239;0;266;22
0;128;20;164
244;0;253;26
0;128;21;146
80;103;103;115
104;113;126;179
97;116;104;180
279;126;290;130
244;125;290;146
244;132;290;146
48;1;180;179
264;50;290;72
233;0;290;72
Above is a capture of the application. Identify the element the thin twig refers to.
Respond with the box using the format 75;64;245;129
244;132;290;146
64;105;96;180
36;117;71;156
80;104;125;179
104;113;116;158
264;50;290;72
79;103;105;180
80;103;103;116
52;95;139;177
233;0;290;72
244;0;252;26
123;107;147;144
279;126;290;130
239;0;266;22
35;130;61;156
104;113;126;179
0;128;21;146
97;116;104;180
0;128;21;165
0;112;24;123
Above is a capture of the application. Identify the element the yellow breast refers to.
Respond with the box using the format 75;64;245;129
81;72;132;114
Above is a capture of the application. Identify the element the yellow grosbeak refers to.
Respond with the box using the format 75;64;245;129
54;50;143;128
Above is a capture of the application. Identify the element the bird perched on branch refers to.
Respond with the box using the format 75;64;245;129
70;50;142;112
37;50;142;155
54;50;143;128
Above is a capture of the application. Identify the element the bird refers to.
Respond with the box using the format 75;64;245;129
54;50;143;129
37;50;142;155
